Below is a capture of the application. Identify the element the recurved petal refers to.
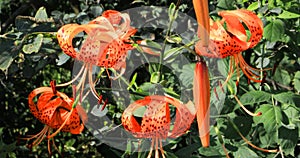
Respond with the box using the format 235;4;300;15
169;101;196;138
121;101;144;134
219;9;263;48
57;24;96;58
28;87;53;120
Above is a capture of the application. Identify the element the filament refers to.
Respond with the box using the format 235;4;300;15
234;95;261;117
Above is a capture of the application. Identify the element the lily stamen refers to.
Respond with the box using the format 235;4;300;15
233;95;262;117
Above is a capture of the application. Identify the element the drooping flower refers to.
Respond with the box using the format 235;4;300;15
56;10;136;103
121;95;196;158
23;82;87;154
193;60;210;147
195;9;265;84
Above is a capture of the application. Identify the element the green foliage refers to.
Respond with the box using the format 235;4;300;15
1;0;300;157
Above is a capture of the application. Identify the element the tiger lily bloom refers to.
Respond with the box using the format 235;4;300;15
24;81;87;154
195;9;265;84
56;10;136;104
121;95;196;158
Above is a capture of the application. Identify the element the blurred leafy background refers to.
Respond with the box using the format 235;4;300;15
0;0;300;157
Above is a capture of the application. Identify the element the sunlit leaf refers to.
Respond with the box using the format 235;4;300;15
90;5;103;17
255;57;270;68
278;10;300;19
282;104;300;127
274;92;300;107
22;34;43;54
56;53;70;66
247;2;259;11
150;71;160;83
34;7;48;20
253;104;283;134
293;71;300;92
168;2;178;20
166;34;182;44
133;106;147;117
128;73;138;90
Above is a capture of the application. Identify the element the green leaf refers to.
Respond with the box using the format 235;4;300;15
34;7;48;20
221;116;253;139
274;92;300;107
255;57;270;68
278;10;300;19
263;19;285;42
179;64;194;87
56;52;70;66
22;34;43;54
227;79;237;95
239;91;271;105
278;126;298;156
166;34;182;44
138;39;161;56
293;71;300;92
133;106;147;117
233;145;259;158
247;2;259;11
282;104;300;129
163;87;179;98
198;144;225;157
150;71;160;83
0;51;15;72
217;0;236;10
257;126;278;147
168;3;178;20
0;38;19;72
164;47;183;62
128;73;138;90
253;104;283;134
90;5;103;17
273;67;291;86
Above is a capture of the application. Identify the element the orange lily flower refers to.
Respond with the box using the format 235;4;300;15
122;95;196;158
24;82;87;154
193;60;210;147
194;7;264;116
56;10;136;103
195;9;264;84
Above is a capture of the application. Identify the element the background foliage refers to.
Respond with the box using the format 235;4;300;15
0;0;300;157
